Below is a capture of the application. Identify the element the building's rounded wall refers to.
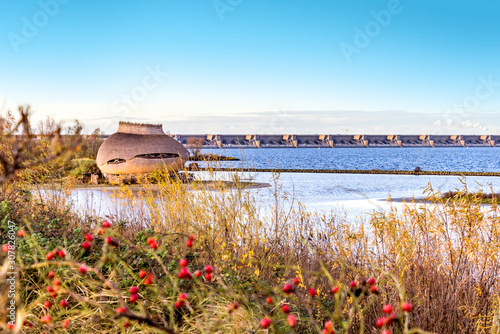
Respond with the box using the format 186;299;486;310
96;122;189;175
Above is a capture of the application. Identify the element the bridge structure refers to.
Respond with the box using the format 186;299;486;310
164;134;498;148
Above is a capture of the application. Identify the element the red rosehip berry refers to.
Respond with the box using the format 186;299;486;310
175;300;184;309
292;277;300;285
129;286;139;294
124;321;131;328
146;237;154;245
23;320;34;327
79;266;87;274
204;265;213;273
331;286;339;294
53;279;61;286
85;233;94;241
18;229;26;238
129;293;139;303
48;271;55;279
367;277;376;285
376;317;387;328
186;239;193;248
308;287;318;297
144;273;154;285
60;300;69;308
204;272;212;281
105;237;117;246
46;251;54;260
178;293;188;301
265;297;273;304
102;221;111;228
139;270;147;278
179;258;188;267
43;301;51;308
194;270;202;278
46;286;54;293
50;291;58;298
325;321;333;330
149;241;158;250
382;304;393;314
97;227;104;235
188;234;195;240
116;307;126;314
370;285;379;294
382;330;391;334
287;314;297;327
260;317;271;328
401;302;413;312
40;315;52;324
349;281;357;289
81;241;91;250
178;267;192;279
62;319;70;328
283;283;294;294
58;250;66;258
2;244;9;253
281;304;290;314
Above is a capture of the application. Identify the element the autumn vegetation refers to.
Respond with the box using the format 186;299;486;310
1;108;500;333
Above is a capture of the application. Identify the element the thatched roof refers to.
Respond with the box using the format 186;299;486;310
96;122;189;174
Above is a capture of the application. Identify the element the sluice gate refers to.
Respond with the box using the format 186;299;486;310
171;134;498;148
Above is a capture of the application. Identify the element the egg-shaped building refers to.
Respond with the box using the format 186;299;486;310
96;122;189;176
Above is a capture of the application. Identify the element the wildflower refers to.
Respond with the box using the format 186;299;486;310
287;314;297;327
260;317;271;328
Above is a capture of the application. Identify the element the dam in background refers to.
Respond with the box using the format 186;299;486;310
160;134;498;148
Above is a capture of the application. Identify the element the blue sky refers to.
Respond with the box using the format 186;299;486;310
0;0;499;134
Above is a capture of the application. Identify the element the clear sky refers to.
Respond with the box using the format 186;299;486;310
0;0;499;134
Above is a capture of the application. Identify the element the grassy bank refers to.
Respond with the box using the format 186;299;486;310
1;173;500;333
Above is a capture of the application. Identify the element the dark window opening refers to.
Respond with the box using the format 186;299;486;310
134;153;180;159
107;158;126;164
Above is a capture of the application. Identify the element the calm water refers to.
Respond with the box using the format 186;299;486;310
68;148;500;221
201;147;500;172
